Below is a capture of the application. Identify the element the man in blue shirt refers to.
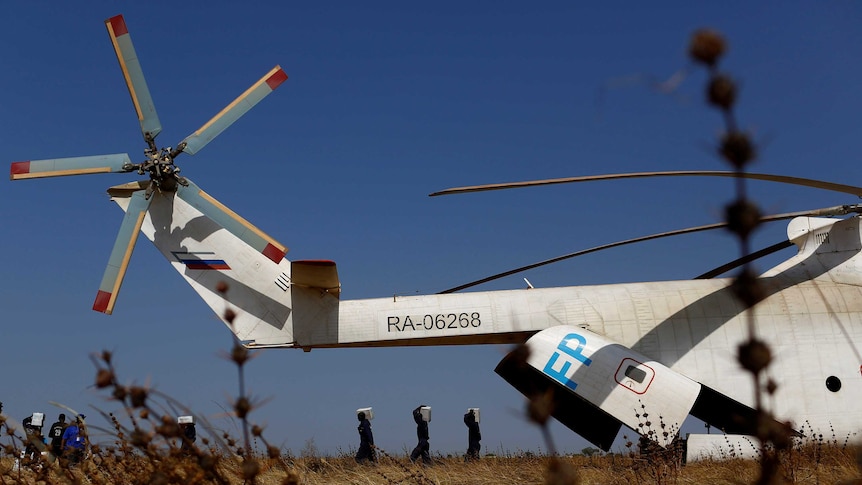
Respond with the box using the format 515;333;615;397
61;415;87;466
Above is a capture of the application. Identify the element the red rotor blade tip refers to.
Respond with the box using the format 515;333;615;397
106;15;128;36
10;161;30;178
266;68;288;90
93;290;113;314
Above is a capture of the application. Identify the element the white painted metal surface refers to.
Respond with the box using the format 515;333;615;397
685;434;760;462
115;189;862;449
522;325;701;444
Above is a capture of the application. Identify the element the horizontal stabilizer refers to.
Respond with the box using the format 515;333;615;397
291;260;340;298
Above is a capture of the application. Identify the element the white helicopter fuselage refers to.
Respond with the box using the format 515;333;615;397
115;186;862;452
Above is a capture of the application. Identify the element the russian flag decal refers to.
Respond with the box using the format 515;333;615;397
172;251;230;270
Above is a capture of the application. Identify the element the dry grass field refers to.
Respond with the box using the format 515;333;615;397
1;443;860;484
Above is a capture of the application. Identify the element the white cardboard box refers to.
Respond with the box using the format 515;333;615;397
356;407;373;420
419;406;431;422
467;408;480;423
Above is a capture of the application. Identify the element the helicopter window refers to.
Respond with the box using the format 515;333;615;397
826;376;841;392
624;365;647;383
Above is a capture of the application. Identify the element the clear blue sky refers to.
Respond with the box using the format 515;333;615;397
2;2;861;456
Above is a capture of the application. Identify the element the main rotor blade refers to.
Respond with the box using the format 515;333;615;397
93;189;152;314
430;171;862;198
178;66;288;155
10;154;133;180
695;240;794;279
105;15;162;142
175;179;287;263
438;204;862;293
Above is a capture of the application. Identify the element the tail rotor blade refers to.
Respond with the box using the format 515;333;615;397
176;179;287;263
93;190;152;314
105;15;162;142
10;154;133;180
178;66;287;155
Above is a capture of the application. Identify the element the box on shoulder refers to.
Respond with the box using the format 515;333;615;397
31;413;45;427
419;406;431;422
467;407;480;423
356;407;373;420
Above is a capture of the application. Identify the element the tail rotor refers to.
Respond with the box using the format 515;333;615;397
10;14;288;314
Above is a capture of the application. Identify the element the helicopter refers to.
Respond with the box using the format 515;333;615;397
11;14;862;459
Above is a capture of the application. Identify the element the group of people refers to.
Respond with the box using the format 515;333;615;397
5;399;482;467
18;411;88;466
354;405;482;465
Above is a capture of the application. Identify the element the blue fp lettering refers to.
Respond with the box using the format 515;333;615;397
543;333;593;391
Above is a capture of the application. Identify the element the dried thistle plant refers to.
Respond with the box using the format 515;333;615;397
69;280;286;485
689;28;797;484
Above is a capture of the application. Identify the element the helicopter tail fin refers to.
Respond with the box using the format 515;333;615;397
106;182;308;347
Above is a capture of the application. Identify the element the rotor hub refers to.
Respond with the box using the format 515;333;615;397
134;146;187;196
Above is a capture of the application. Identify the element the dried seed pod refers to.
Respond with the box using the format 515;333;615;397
130;429;151;447
720;131;757;169
231;344;250;365
224;308;237;324
738;338;772;374
129;386;149;408
724;198;761;240
95;368;115;388
689;29;726;67
113;385;128;402
765;378;778;395
708;74;736;110
731;266;766;308
527;389;555;426
156;415;180;438
234;397;252;419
